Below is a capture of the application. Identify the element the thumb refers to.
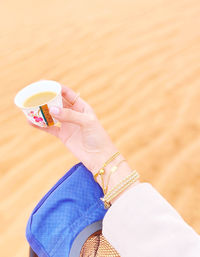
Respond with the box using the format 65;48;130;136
49;106;90;126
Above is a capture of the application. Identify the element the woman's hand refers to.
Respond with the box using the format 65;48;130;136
29;85;118;174
29;84;139;201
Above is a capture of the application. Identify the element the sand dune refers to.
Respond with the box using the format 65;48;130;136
0;0;200;256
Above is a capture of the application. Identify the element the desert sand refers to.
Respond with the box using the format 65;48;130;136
0;0;200;256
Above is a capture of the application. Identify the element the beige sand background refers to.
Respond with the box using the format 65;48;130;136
0;0;200;256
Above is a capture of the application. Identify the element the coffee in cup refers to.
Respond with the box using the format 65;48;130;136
14;80;63;127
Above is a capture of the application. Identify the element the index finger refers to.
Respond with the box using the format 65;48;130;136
61;84;88;112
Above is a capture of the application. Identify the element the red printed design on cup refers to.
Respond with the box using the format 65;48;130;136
28;110;46;126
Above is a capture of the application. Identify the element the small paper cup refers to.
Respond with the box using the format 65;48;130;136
14;80;63;127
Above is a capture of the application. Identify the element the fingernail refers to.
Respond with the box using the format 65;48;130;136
49;106;60;115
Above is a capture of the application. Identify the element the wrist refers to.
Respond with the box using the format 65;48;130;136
103;161;140;205
93;151;140;202
89;145;119;175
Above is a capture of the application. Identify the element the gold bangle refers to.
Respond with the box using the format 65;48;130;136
94;151;120;193
104;159;126;194
101;170;140;209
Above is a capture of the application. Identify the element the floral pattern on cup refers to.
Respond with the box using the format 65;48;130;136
28;110;46;126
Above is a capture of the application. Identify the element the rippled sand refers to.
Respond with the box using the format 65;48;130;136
0;0;200;256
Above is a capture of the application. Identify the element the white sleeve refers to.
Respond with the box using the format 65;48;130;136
102;183;200;257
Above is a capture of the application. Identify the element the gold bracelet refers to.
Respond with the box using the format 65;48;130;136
94;151;120;193
101;170;140;209
104;159;126;194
